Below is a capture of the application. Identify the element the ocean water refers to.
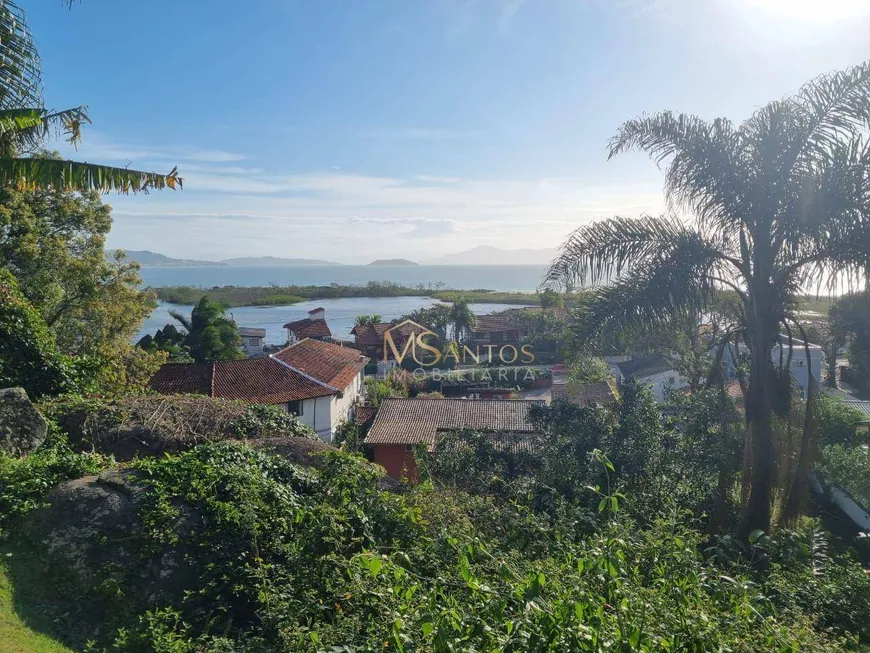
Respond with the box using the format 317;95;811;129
140;297;532;346
138;264;550;293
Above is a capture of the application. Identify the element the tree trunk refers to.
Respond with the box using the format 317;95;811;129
736;326;777;540
826;341;839;388
782;335;820;522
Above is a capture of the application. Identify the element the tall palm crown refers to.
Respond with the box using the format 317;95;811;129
0;2;180;193
545;61;870;537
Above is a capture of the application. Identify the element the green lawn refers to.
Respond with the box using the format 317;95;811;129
0;554;72;653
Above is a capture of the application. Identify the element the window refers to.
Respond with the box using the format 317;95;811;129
287;401;303;416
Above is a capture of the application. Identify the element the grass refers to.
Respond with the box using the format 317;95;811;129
798;294;835;315
0;550;72;653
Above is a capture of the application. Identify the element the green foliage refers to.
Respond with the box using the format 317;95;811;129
0;184;166;391
364;371;411;407
567;355;611;384
142;297;244;363
155;283;541;307
0;436;110;535
0;268;77;398
819;443;870;507
818;396;865;447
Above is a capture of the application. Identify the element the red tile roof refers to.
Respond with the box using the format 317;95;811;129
365;398;542;449
351;322;393;346
354;405;378;429
273;338;367;391
283;317;332;339
149;357;335;404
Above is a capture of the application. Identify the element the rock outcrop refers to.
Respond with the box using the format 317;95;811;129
0;387;48;456
24;469;197;606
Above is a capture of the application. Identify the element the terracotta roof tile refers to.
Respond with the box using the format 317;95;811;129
551;381;617;406
149;357;334;404
365;398;542;448
283;318;332;339
150;363;212;395
354;405;378;429
273;338;367;391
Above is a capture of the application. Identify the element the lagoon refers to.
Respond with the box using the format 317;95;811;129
140;296;531;346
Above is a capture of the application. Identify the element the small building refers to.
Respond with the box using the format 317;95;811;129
350;320;431;372
612;354;689;402
469;313;524;346
551;381;618;406
719;336;824;400
149;338;367;443
238;327;266;356
284;307;332;344
365;397;543;480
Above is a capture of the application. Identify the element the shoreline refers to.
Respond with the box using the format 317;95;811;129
152;283;543;307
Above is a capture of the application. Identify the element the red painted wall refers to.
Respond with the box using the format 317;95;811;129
372;445;419;482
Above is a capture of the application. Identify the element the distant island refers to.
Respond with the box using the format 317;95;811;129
367;258;418;266
111;250;340;267
111;250;225;267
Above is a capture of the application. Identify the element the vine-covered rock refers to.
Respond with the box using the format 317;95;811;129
0;387;48;456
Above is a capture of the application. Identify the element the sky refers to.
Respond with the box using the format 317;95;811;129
25;0;870;263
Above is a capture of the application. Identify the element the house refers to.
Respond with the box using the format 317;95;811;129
284;307;332;344
149;338;367;442
843;400;870;434
238;327;266;356
771;335;823;399
612;354;689;402
350;320;431;371
719;335;824;399
365;397;543;480
469;313;524;346
551;381;618;406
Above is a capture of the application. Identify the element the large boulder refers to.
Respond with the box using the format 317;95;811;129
23;468;197;606
0;387;48;456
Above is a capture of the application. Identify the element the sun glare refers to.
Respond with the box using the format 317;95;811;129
739;0;870;22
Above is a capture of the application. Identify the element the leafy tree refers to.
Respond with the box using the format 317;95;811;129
546;62;870;537
0;1;180;193
402;304;451;340
166;298;244;363
0;268;75;397
567;355;612;384
0;182;165;389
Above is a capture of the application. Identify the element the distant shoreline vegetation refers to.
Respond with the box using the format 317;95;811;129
152;282;542;307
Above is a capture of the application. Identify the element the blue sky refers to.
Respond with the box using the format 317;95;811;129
28;0;870;263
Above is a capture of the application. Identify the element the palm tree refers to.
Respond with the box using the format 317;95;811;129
545;62;870;537
449;299;476;343
0;1;180;193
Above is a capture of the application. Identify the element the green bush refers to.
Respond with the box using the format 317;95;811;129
0;437;110;535
819;443;870;507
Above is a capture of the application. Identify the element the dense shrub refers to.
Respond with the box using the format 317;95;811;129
0;437;110;535
40;394;315;459
819;443;870;507
817;395;865;447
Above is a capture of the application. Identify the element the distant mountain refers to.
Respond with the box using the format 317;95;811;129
425;245;559;266
220;256;338;267
368;258;418;266
112;250;224;267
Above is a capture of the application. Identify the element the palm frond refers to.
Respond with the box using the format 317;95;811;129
569;237;720;348
0;158;182;193
169;310;192;333
607;111;714;163
0;2;43;109
543;214;727;291
0;106;90;153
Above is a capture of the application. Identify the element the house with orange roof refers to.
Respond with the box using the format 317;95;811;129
149;338;368;442
284;307;332;344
